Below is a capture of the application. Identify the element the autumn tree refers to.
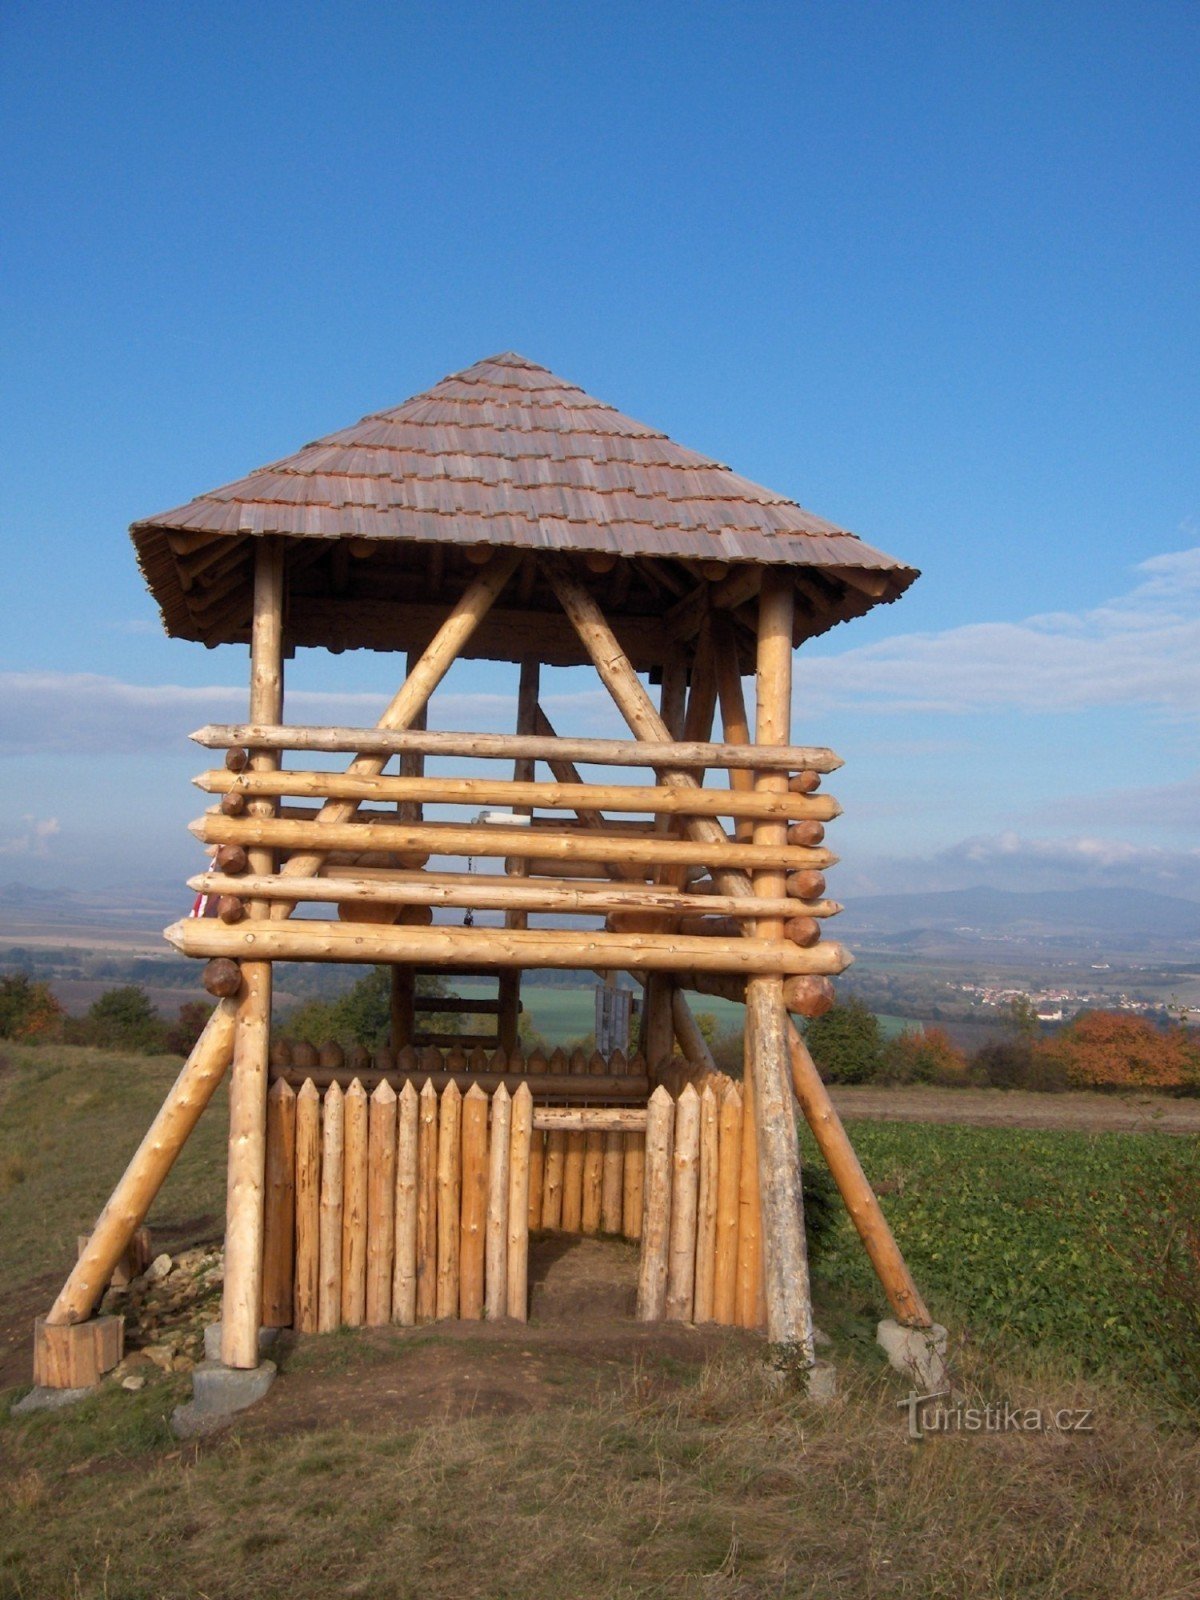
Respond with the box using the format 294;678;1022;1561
882;1025;968;1085
804;997;885;1084
1039;1010;1200;1091
0;973;64;1041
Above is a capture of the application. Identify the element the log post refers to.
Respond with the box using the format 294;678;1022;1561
366;1080;398;1326
390;967;416;1052
499;658;541;1052
293;1078;321;1333
635;1086;674;1320
392;1080;419;1326
506;1083;533;1321
222;537;283;1369
747;570;814;1358
485;1083;511;1320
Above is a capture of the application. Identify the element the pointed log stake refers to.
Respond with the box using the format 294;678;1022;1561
636;1086;675;1320
340;1079;369;1327
318;1084;344;1333
416;1080;439;1323
293;1079;321;1333
269;552;521;901
665;1085;701;1322
366;1080;398;1326
622;1131;645;1241
436;1082;462;1319
459;1084;488;1319
693;1084;719;1324
713;1087;743;1326
261;1079;296;1328
392;1081;419;1326
506;1083;533;1321
47;999;238;1326
600;1130;624;1234
485;1084;511;1320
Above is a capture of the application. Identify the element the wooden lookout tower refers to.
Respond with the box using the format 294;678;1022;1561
35;353;933;1397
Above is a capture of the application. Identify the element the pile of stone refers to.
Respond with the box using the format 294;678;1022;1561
102;1243;223;1391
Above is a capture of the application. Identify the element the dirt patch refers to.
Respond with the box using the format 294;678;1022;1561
245;1234;748;1440
829;1084;1200;1135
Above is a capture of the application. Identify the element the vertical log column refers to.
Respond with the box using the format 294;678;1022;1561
391;651;424;1051
222;538;284;1369
641;654;688;1073
746;572;815;1359
499;659;540;1053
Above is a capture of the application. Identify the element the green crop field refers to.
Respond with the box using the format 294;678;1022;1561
812;1120;1200;1418
3;1043;1200;1598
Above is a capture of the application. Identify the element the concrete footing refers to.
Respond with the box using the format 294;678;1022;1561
171;1359;277;1438
202;1322;279;1364
806;1358;838;1403
877;1319;949;1390
11;1385;95;1415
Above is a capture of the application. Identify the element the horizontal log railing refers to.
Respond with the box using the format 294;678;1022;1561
192;723;842;774
166;917;853;976
187;869;843;923
190;813;837;873
196;768;841;822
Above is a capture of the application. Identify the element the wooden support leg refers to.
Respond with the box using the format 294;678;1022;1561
391;965;415;1050
222;538;284;1370
640;974;677;1074
47;1000;238;1327
44;552;522;1353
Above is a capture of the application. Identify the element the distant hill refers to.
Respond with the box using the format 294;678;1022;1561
841;886;1200;958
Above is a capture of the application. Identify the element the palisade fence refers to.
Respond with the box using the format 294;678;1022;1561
261;1059;767;1334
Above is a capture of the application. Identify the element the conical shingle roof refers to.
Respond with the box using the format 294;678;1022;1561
131;352;917;659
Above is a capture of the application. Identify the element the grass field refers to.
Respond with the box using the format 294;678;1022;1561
2;1042;1199;1598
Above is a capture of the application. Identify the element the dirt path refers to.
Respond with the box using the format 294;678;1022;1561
829;1084;1200;1135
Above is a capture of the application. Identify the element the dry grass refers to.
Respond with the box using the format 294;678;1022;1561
2;1340;1199;1599
2;1042;1199;1598
0;1043;228;1296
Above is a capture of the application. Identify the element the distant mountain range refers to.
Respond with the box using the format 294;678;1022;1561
841;886;1200;959
3;880;1198;963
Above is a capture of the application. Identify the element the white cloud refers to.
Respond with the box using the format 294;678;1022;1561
0;672;623;756
803;545;1200;717
1038;771;1200;832
0;815;61;857
844;829;1200;899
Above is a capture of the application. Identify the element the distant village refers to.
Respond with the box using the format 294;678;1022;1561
955;977;1194;1024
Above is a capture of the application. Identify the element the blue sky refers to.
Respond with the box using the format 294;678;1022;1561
1;2;1197;904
